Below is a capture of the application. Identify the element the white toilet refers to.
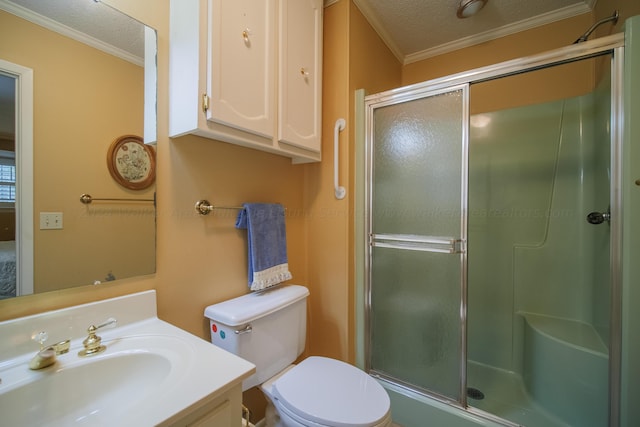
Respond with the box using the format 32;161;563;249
204;284;392;427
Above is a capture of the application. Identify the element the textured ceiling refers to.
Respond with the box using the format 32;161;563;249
351;0;596;64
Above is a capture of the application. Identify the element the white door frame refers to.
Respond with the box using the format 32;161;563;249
0;59;34;296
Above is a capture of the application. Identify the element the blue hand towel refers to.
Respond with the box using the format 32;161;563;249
235;203;292;291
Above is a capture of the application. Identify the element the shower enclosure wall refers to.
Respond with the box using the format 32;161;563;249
467;69;611;427
360;33;625;427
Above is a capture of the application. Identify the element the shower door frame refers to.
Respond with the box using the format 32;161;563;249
365;82;470;407
363;33;624;426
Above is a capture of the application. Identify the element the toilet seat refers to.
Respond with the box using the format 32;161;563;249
271;356;391;427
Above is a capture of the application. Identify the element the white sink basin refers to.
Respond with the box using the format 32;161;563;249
0;336;187;426
2;352;169;425
0;292;255;427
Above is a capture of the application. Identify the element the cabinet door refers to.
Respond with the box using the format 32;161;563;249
278;0;322;152
209;0;276;138
188;400;232;427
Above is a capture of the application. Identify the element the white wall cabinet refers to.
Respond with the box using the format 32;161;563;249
170;0;323;163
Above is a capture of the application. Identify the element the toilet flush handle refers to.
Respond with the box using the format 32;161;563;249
234;324;253;335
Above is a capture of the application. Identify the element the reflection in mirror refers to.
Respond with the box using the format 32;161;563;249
0;0;156;300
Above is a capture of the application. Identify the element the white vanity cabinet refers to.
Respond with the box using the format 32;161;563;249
170;0;323;163
168;385;242;427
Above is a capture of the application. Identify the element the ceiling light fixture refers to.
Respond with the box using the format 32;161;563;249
457;0;488;19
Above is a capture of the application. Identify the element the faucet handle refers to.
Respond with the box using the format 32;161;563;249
31;331;70;355
32;331;49;350
52;339;71;355
89;317;117;333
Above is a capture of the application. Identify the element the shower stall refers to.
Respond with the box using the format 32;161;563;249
359;32;626;427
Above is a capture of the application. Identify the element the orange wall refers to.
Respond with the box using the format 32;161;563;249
304;0;351;361
349;2;402;95
595;0;640;39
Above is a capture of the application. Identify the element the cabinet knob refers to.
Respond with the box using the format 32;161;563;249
300;68;310;77
242;29;251;44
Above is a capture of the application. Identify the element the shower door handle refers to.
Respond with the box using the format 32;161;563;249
370;234;466;254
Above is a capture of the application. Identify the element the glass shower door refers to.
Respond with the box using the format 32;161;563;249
366;85;468;403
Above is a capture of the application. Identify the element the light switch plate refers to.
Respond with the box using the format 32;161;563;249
40;212;63;230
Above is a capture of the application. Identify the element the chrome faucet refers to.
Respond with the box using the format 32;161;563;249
28;331;71;370
78;318;117;357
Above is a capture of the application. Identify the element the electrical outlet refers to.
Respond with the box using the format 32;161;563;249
40;212;63;230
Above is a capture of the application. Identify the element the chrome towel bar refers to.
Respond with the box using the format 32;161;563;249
80;193;155;204
195;200;244;215
195;200;287;216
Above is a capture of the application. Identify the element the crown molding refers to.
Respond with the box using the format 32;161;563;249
351;1;593;66
405;3;593;64
408;3;593;64
352;0;405;62
0;0;142;66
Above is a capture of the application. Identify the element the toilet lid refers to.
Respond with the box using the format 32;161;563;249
272;356;390;427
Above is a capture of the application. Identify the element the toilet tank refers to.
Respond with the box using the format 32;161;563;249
204;284;309;391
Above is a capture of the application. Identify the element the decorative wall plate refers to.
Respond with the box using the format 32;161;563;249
106;135;156;190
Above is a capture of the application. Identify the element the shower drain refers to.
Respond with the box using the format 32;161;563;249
467;387;485;400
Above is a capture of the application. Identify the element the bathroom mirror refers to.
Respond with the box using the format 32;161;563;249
0;0;157;300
